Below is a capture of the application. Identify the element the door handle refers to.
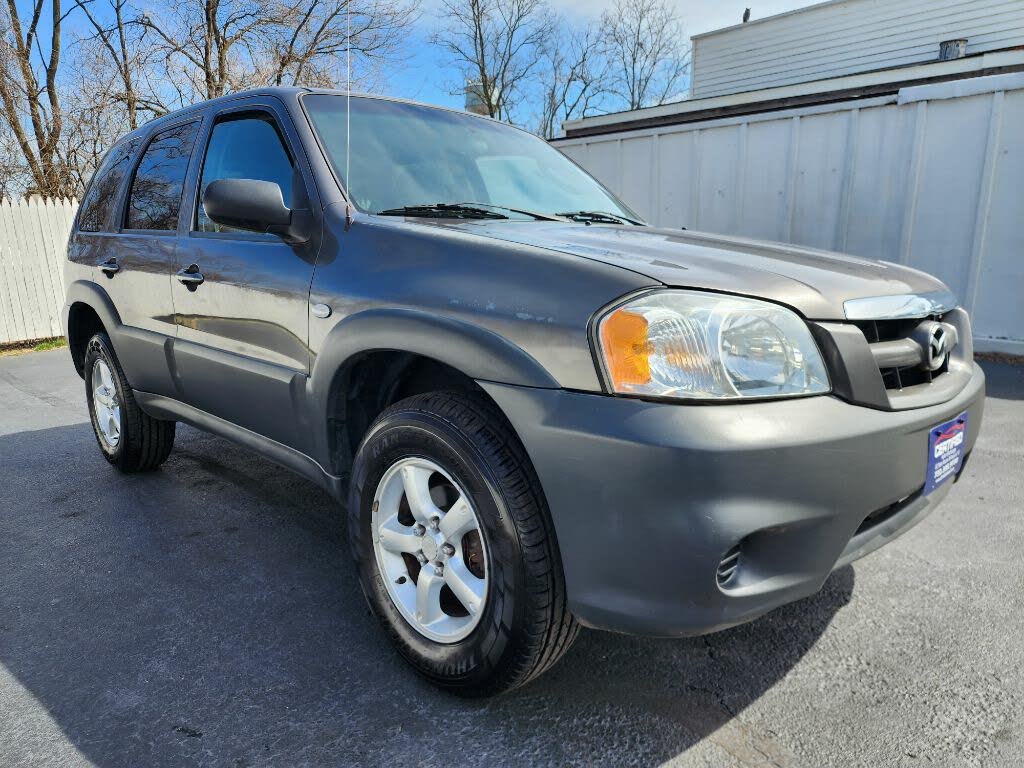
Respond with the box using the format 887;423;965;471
176;264;204;289
98;259;119;277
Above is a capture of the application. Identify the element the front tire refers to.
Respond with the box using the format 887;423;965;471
84;332;175;472
348;391;578;696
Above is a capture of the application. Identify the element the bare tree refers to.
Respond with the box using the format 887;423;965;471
138;0;283;102
0;0;139;199
600;0;690;111
265;0;414;88
536;19;606;139
431;0;552;123
138;0;415;105
0;0;415;198
71;0;168;130
59;39;141;191
0;119;29;198
0;0;77;198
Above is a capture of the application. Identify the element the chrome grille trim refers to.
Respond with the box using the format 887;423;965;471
843;290;958;321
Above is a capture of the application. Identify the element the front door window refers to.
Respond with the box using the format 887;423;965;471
195;116;296;234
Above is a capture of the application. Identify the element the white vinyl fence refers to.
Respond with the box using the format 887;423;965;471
0;198;78;345
558;72;1024;354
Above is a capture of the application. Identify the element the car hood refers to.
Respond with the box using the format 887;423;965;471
426;220;950;321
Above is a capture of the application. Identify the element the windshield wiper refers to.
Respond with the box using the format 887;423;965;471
556;210;644;225
376;203;509;220
450;202;568;222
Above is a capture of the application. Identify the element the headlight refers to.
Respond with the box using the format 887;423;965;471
596;290;830;400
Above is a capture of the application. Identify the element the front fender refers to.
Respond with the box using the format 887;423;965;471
309;307;559;393
305;307;560;472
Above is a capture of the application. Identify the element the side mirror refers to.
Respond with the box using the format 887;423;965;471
202;178;311;243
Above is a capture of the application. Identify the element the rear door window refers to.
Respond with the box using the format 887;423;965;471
195;114;295;234
124;122;199;231
77;139;139;232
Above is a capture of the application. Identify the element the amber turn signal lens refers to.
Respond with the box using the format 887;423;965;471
599;308;651;387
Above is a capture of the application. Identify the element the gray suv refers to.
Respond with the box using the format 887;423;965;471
63;88;985;696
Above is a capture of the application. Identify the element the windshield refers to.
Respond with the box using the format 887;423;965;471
302;94;637;220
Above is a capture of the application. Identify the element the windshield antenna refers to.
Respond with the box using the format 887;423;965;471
345;2;353;228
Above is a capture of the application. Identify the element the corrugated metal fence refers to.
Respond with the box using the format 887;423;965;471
557;72;1024;354
0;199;78;345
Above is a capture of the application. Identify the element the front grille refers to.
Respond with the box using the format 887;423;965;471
879;359;947;390
810;303;970;411
854;317;920;344
853;316;953;392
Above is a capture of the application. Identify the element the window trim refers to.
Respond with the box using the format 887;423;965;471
119;117;203;235
189;103;307;243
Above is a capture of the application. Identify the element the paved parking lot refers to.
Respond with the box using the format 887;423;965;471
1;348;1022;767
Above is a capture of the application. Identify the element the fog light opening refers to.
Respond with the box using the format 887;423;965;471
716;543;742;587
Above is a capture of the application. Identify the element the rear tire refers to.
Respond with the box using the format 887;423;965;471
84;332;175;472
348;390;578;696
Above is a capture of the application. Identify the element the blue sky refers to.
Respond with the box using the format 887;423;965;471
383;0;820;110
17;0;819;113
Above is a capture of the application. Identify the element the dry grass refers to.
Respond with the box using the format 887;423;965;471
975;351;1024;367
0;336;68;357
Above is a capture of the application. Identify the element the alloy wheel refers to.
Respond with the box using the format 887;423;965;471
371;457;488;643
91;358;121;449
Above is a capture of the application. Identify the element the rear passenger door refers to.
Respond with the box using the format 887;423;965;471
170;100;321;450
80;120;201;396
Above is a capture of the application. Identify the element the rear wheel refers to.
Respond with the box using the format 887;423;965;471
84;332;175;472
348;391;578;696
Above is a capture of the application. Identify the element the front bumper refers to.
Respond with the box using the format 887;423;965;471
481;363;985;637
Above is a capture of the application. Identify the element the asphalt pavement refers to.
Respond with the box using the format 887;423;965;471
1;348;1022;767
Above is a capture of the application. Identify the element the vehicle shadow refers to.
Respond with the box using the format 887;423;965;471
0;423;853;768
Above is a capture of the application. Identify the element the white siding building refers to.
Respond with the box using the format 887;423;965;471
556;0;1024;354
691;0;1024;99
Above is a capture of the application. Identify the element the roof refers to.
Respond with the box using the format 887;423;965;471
691;0;852;40
558;47;1024;140
121;86;499;142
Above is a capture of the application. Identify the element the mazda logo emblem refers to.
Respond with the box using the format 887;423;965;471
926;325;949;371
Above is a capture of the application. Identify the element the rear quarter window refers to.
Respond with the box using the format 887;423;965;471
77;139;139;232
